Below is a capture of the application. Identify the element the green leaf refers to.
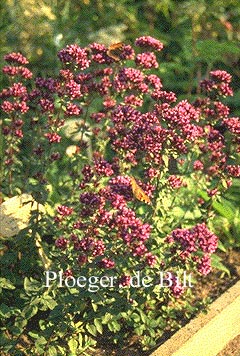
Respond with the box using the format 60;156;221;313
138;309;148;324
94;318;103;334
48;346;58;356
24;277;41;294
162;154;169;168
23;305;38;319
35;336;47;346
41;295;57;310
91;302;98;312
0;277;15;290
211;254;230;276
217;240;227;253
148;327;156;337
86;323;97;336
101;313;112;324
107;320;121;333
131;312;140;323
78;333;83;348
68;338;78;353
0;332;10;347
28;331;39;339
0;303;11;318
135;324;145;335
212;199;235;220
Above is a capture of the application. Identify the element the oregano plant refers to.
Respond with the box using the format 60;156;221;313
0;36;239;355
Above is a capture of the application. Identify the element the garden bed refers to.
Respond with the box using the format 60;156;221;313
150;279;240;356
90;249;240;356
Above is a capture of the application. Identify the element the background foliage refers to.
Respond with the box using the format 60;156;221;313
1;0;240;113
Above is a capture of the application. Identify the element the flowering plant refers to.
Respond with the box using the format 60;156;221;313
0;36;239;355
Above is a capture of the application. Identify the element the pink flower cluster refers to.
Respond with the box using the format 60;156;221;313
135;36;164;51
54;172;156;270
200;70;233;97
166;223;218;275
2;36;239;302
2;65;32;79
58;44;90;70
4;52;29;65
0;53;33;167
135;52;158;69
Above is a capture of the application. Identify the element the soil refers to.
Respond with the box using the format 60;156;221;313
92;248;240;356
217;334;240;356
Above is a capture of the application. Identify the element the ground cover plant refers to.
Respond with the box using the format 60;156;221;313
0;36;239;355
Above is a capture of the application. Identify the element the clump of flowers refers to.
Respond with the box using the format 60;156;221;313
1;37;239;354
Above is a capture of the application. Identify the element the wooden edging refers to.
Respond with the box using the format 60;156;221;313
150;280;240;356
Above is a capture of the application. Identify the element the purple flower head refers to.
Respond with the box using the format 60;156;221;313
132;243;148;256
135;52;158;69
80;192;102;207
90;112;106;123
55;237;68;249
64;103;83;117
92;239;106;256
35;77;59;93
167;228;196;258
109;175;132;201
201;70;233;97
94;208;113;226
223;117;240;135
59;69;74;81
169;274;185;298
65;80;83;99
2;65;33;79
98;258;115;269
94;156;114;177
197;255;211;275
145;74;163;90
135;36;164;51
103;97;116;109
120;44;135;60
145;252;157;267
14;101;29;113
58;44;90;70
4;52;29;65
39;98;54;113
2;126;11;135
193;160;204;171
57;205;73;216
89;43;112;64
44;132;62;143
145;168;159;179
124;95;143;107
78;254;88;265
119;275;131;287
14;129;23;138
113;68;145;92
168;175;184;189
226;165;240;177
64;269;73;277
111;104;142;124
9;83;27;98
81;164;94;183
192;223;218;254
210;70;232;84
1;101;14;113
151;90;177;103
